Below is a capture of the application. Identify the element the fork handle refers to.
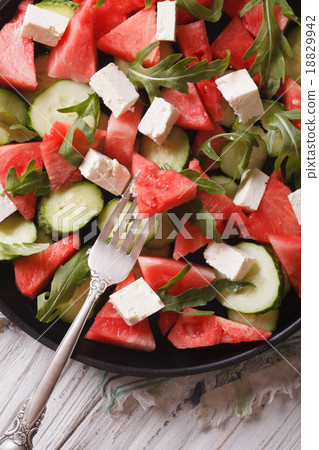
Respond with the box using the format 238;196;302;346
0;277;108;450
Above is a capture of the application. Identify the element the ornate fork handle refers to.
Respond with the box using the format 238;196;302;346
0;271;110;450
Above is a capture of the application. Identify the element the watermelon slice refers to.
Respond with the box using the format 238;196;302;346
245;171;301;243
107;0;153;15
0;142;42;220
97;6;160;67
91;1;128;40
173;222;209;261
14;234;80;299
222;0;247;17
132;153;197;216
0;0;36;90
177;0;215;25
241;4;290;38
85;271;156;351
158;310;180;336
168;307;272;349
104;103;143;168
138;256;216;295
276;77;301;130
211;16;256;70
191;121;227;171
162;83;214;130
47;0;97;83
268;234;301;297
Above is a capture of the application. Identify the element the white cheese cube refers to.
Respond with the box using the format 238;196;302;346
21;4;70;47
204;242;255;281
288;188;301;225
233;168;269;212
216;69;264;123
156;1;177;41
0;183;17;223
109;277;164;326
138;97;180;145
89;64;139;118
79;149;131;195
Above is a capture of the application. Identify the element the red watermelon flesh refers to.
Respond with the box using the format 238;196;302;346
192;121;227;171
222;0;247;17
241;4;290;38
162;83;214;130
0;142;42;220
177;0;215;25
91;1;128;40
0;0;36;91
276;77;301;130
97;6;160;67
158;311;180;336
268;234;301;297
168;307;272;349
14;234;80;299
173;222;209;261
245;171;301;243
211;16;256;70
85;271;156;351
107;0;154;14
47;0;97;83
104;103;143;168
138;256;216;295
132;153;197;216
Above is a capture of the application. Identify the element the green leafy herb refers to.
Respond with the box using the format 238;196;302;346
0;242;49;261
58;90;100;167
176;0;223;22
241;0;300;98
180;169;225;194
37;246;90;323
172;196;222;243
94;0;106;7
267;109;301;182
144;0;152;8
157;263;193;293
0;112;38;143
127;43;230;101
5;159;51;198
197;132;259;180
157;278;254;312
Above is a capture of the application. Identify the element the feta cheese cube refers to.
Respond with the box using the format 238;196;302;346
21;4;70;47
156;1;177;41
216;69;264;123
79;149;131;195
0;183;17;223
138;97;180;145
288;188;301;225
109;277;164;326
204;242;255;281
233;168;269;212
89;64;139;118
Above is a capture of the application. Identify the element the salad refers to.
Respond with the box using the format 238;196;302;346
0;0;301;352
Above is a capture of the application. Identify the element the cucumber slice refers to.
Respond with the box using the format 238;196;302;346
20;55;59;104
57;277;94;323
261;101;285;157
36;0;78;18
29;80;97;137
284;26;301;83
0;87;28;145
217;242;284;314
36;228;54;245
38;182;104;234
220;131;267;180
146;212;176;249
140;127;190;171
210;175;238;200
227;309;279;332
97;198;158;248
0;213;37;245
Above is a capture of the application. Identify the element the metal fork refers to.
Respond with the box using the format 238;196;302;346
0;173;155;450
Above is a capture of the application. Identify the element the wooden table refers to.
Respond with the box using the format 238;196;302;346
0;327;301;450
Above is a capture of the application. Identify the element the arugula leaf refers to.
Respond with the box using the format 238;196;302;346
37;246;90;323
0;242;49;261
267;109;301;182
5;159;51;198
172;196;222;243
180;169;225;194
94;0;106;7
157;263;193;293
127;43;230;101
176;0;224;22
144;0;152;8
241;0;300;98
197;132;259;180
158;279;254;312
58;90;100;167
0;112;38;143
